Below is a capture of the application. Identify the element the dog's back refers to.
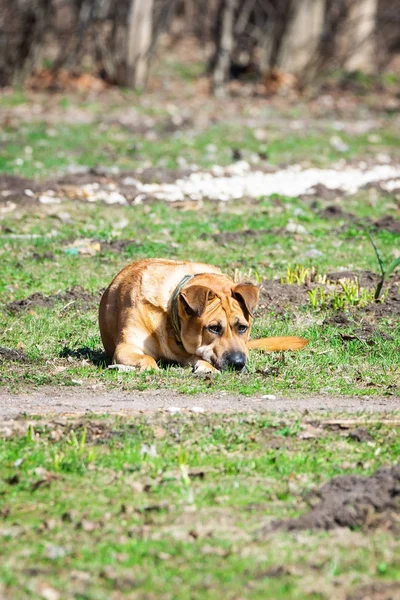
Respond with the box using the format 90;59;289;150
99;258;221;357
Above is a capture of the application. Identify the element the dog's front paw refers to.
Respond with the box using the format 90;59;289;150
137;356;159;371
192;360;219;375
108;364;136;373
110;355;159;372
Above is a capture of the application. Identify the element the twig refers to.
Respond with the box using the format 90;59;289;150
59;300;76;313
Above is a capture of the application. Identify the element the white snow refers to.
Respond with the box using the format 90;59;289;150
132;162;400;202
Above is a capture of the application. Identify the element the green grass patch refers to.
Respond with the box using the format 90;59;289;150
0;86;400;600
0;193;399;395
1;413;400;598
1;119;399;178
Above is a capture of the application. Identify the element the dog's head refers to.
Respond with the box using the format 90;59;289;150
176;274;259;371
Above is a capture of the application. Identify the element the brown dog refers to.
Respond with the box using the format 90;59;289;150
99;258;307;373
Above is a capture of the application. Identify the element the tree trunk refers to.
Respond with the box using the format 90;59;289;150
211;0;237;96
338;0;378;72
184;0;196;31
275;0;326;78
126;0;154;89
0;0;51;87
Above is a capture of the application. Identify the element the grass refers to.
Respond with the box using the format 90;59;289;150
1;413;400;598
0;70;399;600
1;118;399;178
1;308;398;396
0;190;399;395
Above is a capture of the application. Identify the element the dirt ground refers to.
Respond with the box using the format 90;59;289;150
270;464;400;533
0;386;398;418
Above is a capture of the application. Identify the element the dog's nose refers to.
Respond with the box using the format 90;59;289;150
226;351;246;371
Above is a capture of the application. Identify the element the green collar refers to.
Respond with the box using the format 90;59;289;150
170;274;194;349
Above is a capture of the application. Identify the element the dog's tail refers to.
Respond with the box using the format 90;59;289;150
247;336;309;352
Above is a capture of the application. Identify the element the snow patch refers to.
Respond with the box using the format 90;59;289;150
132;162;400;202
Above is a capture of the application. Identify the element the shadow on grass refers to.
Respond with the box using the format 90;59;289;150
60;346;109;368
60;348;182;370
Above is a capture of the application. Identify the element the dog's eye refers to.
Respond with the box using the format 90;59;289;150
237;324;248;334
207;324;222;335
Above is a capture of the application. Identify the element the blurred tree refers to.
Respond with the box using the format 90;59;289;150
0;0;51;86
335;0;378;73
0;0;397;91
273;0;326;78
212;0;238;95
126;0;154;88
208;0;385;92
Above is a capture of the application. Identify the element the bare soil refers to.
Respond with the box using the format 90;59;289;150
6;286;101;314
99;239;142;254
212;228;279;244
0;386;398;419
258;272;400;318
0;347;27;363
347;582;400;600
318;204;356;220
269;465;400;532
0;174;40;206
373;215;400;235
0;169;196;207
258;280;308;315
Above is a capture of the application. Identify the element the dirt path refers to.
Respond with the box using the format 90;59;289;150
0;386;398;417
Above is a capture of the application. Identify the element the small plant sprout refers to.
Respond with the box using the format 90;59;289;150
52;428;95;472
282;264;326;285
52;451;65;471
308;278;375;311
337;278;375;308
26;424;36;443
178;448;195;505
233;267;262;284
308;287;326;309
69;427;87;452
368;233;400;301
282;264;310;285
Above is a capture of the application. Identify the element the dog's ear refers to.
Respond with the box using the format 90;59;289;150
180;286;215;317
233;283;259;318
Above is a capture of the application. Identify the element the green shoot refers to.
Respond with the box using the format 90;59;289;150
368;233;400;300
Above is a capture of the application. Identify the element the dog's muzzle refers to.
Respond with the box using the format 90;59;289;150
220;351;247;372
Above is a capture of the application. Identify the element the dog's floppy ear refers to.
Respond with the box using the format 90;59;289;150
180;286;215;317
233;283;259;318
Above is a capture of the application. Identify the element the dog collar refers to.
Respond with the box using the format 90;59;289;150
170;274;194;349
